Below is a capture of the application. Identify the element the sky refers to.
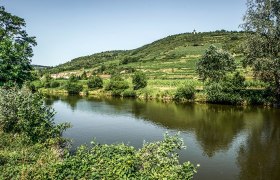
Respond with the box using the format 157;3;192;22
1;0;247;66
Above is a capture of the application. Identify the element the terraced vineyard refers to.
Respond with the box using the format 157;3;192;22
48;31;246;81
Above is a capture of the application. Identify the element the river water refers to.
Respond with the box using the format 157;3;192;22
46;95;280;180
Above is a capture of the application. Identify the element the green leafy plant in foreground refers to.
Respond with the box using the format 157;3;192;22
0;87;70;143
53;133;197;180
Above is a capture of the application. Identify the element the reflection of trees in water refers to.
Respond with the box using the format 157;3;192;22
193;105;245;157
45;95;280;168
130;101;247;157
44;95;60;106
45;95;81;110
237;111;280;180
62;96;81;110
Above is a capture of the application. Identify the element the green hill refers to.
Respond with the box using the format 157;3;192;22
48;30;245;80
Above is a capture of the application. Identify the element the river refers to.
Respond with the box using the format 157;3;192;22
46;95;280;180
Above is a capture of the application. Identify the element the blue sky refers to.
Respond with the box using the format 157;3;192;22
1;0;247;66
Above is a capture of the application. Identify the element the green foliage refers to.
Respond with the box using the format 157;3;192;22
0;6;36;87
105;75;129;96
65;82;83;95
42;74;52;88
50;81;60;88
205;73;246;105
0;87;197;179
64;75;83;95
0;131;64;180
132;71;148;90
121;56;139;65
205;82;242;105
196;45;236;82
242;0;280;104
87;76;103;89
50;133;197;179
0;132;197;180
174;84;196;101
122;89;137;98
68;74;79;82
47;32;245;77
80;71;87;80
0;87;70;143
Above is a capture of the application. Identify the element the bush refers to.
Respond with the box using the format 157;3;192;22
205;82;243;105
42;74;52;88
80;71;88;80
87;76;103;89
24;81;36;92
0;133;197;179
65;82;83;95
65;75;83;95
174;84;195;101
204;72;246;105
132;71;147;90
241;89;271;105
105;75;129;92
50;81;60;88
122;89;137;98
52;133;197;179
0;87;70;143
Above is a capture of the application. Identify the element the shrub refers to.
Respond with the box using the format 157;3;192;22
0;87;70;143
50;81;60;88
68;74;79;82
65;75;83;95
204;72;246;105
205;82;243;105
87;76;103;89
52;133;197;179
24;81;36;92
132;71;147;90
105;75;129;92
174;84;195;101
42;74;52;88
241;89;271;105
80;71;88;80
122;89;137;98
65;82;83;95
121;56;139;65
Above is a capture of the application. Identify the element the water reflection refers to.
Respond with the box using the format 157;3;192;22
46;95;280;180
237;111;280;180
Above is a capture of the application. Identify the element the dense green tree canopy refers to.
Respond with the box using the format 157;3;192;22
242;0;280;103
196;45;236;82
0;6;36;86
132;71;147;90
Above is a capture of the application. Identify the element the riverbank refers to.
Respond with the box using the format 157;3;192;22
38;86;207;103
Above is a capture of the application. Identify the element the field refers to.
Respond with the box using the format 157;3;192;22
41;31;249;96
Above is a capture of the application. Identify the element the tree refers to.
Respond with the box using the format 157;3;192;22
87;75;103;89
132;71;147;90
80;71;87;80
42;73;52;88
242;0;280;104
0;6;36;86
196;45;236;82
65;75;83;95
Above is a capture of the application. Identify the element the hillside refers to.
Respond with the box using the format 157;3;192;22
48;31;246;80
